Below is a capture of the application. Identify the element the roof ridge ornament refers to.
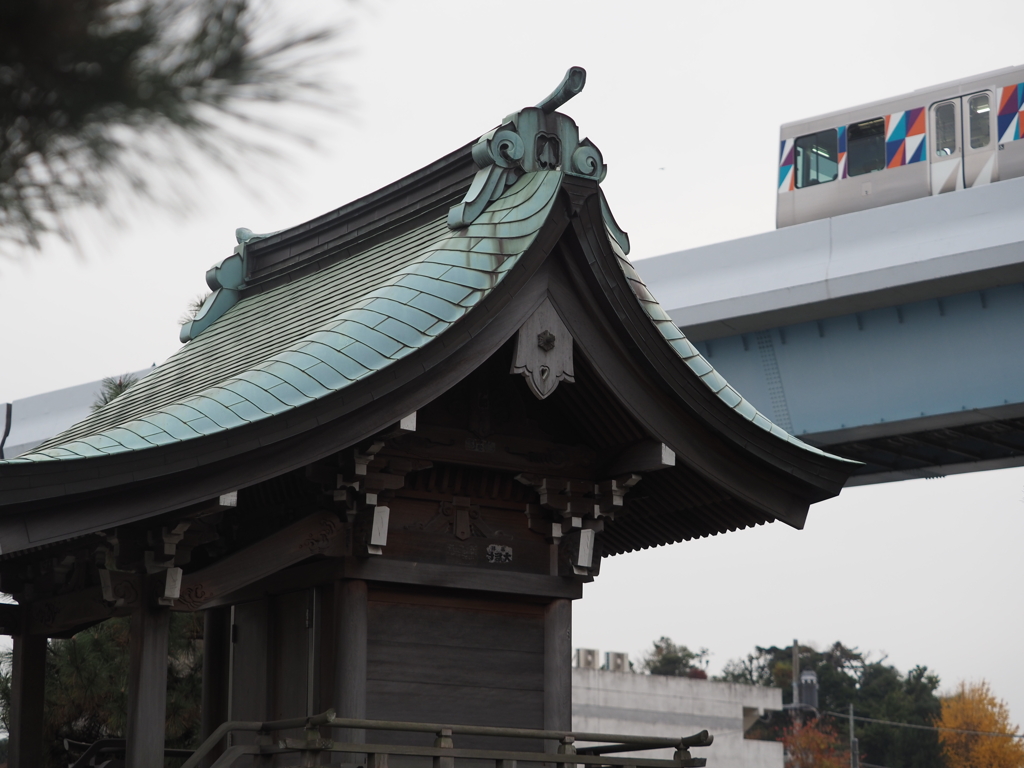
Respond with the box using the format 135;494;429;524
535;66;587;114
448;67;629;255
180;227;283;343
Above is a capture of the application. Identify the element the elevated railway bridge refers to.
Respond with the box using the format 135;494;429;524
6;172;1024;488
6;178;1024;486
636;174;1024;485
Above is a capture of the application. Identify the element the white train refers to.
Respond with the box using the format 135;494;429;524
777;64;1024;227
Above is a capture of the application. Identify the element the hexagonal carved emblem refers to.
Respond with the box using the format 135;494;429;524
510;297;574;399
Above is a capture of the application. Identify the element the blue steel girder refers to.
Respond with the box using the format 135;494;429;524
688;284;1024;484
636;176;1024;485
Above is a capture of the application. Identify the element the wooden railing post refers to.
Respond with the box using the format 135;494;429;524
254;730;273;767
300;724;322;768
434;727;454;768
558;735;577;768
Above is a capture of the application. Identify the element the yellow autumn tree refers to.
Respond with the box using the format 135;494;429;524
782;719;851;768
939;681;1024;768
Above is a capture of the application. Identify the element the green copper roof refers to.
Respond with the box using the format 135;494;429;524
7;162;848;465
607;231;851;461
13;171;563;463
5;63;851;469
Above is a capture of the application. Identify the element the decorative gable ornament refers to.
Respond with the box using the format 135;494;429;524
448;67;630;257
511;298;575;400
180;67;629;345
179;227;277;343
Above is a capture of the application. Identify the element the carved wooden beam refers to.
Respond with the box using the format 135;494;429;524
606;440;675;476
0;603;23;634
26;583;136;636
395;426;596;476
174;510;342;611
517;469;641;578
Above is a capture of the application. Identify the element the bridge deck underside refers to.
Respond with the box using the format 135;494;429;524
826;417;1024;483
686;283;1024;484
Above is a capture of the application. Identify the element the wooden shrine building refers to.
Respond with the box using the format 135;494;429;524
0;69;857;767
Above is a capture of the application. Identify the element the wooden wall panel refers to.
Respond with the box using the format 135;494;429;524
367;643;544;690
367;592;546;653
318;582;337;715
271;591;310;721
383;495;552;576
200;607;231;768
228;599;269;748
365;587;546;763
270;590;312;766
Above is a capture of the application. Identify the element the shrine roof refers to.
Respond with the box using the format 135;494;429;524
0;69;857;552
16;172;562;462
10;163;840;465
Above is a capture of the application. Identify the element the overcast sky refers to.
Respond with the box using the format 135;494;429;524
2;0;1023;729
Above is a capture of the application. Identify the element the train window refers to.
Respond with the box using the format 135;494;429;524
794;129;838;188
847;119;885;176
969;94;991;149
935;103;957;156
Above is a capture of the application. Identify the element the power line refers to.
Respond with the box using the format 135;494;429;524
822;711;1024;740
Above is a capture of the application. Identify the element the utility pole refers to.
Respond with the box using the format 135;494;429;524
792;639;801;724
849;703;859;768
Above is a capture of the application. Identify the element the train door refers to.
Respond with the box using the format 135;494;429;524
929;91;997;194
962;91;997;187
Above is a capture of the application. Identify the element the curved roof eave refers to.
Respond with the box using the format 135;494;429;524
4;174;856;486
10;171;564;465
555;179;858;499
610;231;857;465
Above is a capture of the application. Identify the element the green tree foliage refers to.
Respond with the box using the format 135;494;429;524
0;0;336;254
91;371;139;411
720;642;944;768
642;636;710;679
0;612;203;767
179;291;213;326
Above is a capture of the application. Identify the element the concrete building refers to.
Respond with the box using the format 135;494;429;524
573;661;783;768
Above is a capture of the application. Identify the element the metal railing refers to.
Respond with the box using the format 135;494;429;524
181;710;714;768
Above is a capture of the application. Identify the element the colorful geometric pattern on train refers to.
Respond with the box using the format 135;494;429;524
838;126;848;178
885;108;926;168
997;83;1024;143
778;138;795;193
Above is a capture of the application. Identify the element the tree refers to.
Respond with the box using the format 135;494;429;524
938;681;1024;768
642;637;710;679
1;0;337;255
783;718;849;768
719;647;778;687
720;641;944;768
0;612;203;767
91;371;139;411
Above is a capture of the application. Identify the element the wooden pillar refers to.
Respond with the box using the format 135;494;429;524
200;606;231;767
8;633;46;768
544;599;572;732
332;579;367;762
125;601;171;768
